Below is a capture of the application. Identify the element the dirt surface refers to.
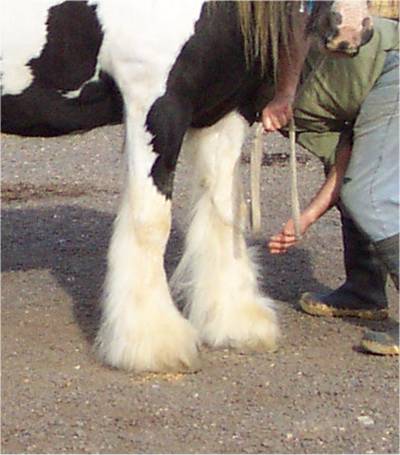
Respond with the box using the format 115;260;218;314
2;126;399;454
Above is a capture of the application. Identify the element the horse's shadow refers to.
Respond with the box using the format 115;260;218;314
2;204;340;344
2;205;111;342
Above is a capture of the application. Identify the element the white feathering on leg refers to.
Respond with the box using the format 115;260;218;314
96;180;200;372
172;112;279;352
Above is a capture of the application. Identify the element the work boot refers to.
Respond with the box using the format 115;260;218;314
361;327;399;355
299;216;389;320
361;233;399;355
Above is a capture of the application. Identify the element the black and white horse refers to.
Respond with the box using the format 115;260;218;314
1;1;373;372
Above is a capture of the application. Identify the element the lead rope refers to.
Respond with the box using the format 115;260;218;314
250;121;301;239
250;122;264;236
250;54;327;240
289;117;301;239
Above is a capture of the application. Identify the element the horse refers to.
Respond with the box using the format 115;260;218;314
1;1;373;372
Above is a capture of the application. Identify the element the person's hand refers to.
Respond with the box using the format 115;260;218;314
268;215;311;254
262;94;294;132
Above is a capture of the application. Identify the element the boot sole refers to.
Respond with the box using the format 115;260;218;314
360;339;399;355
299;293;389;321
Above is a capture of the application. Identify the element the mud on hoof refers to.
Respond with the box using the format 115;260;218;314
95;315;200;373
194;297;280;353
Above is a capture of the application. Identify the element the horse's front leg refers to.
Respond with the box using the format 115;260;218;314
172;112;279;351
96;97;199;373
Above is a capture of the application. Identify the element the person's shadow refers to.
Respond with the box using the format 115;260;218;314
253;237;399;340
252;237;330;304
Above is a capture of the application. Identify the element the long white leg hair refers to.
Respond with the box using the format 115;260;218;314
95;108;199;373
171;112;279;351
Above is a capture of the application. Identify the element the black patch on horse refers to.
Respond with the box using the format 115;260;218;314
1;1;123;136
30;1;103;91
1;71;123;137
147;2;269;199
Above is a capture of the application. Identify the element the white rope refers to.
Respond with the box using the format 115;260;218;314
250;122;263;236
289;117;302;239
249;54;327;239
250;119;301;239
232;158;245;258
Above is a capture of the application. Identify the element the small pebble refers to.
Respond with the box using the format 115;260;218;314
357;416;374;426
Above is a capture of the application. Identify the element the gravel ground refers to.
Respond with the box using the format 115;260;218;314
1;126;399;454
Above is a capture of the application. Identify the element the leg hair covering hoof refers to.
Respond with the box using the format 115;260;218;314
95;313;201;373
198;296;279;353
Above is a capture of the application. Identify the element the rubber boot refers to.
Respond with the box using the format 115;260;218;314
374;233;399;290
361;233;399;355
299;215;389;320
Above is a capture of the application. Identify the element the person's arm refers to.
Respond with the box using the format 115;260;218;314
262;31;311;132
268;145;352;254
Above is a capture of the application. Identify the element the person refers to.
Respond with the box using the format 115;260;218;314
261;15;399;355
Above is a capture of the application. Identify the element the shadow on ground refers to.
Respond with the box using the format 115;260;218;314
3;205;390;347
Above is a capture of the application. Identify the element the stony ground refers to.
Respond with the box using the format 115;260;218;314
2;126;399;454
